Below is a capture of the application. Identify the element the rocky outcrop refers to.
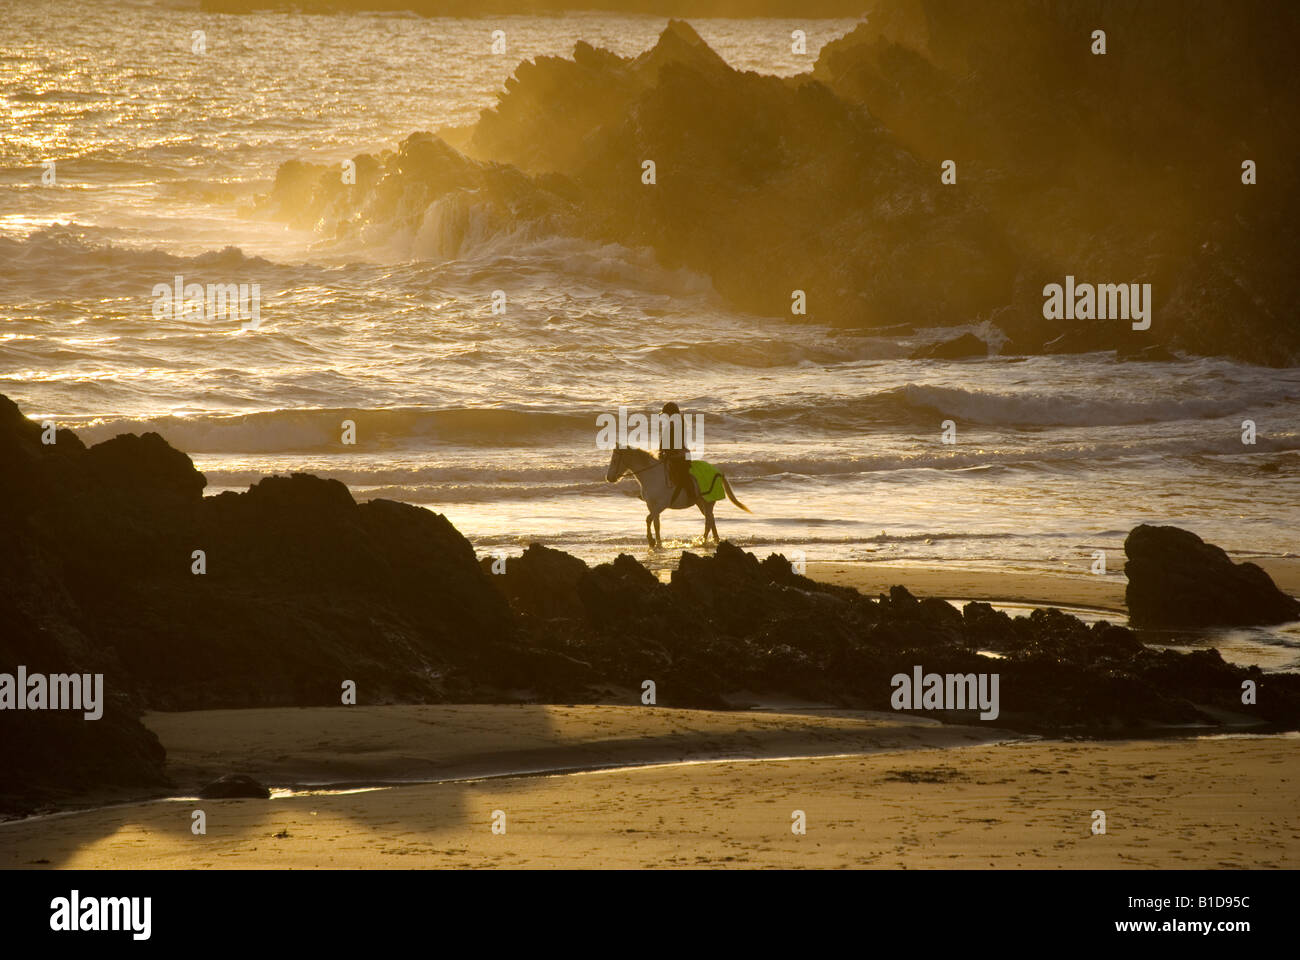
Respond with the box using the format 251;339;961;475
261;7;1300;365
812;1;1300;366
481;543;589;620
0;393;515;814
0;397;169;816
483;537;1300;732
269;20;1015;333
1124;524;1300;627
5;392;1300;814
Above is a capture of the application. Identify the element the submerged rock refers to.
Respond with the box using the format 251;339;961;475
198;774;271;800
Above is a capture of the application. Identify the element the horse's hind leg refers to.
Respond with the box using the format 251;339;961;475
703;501;718;542
653;512;662;548
646;512;655;548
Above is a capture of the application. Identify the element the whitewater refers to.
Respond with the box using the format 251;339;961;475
2;1;1298;636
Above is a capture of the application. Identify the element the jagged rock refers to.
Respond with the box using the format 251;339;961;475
82;432;207;502
577;553;662;627
1125;524;1300;627
0;706;167;817
0;398;170;815
482;543;590;619
243;7;1300;363
0;392;517;810
886;584;920;612
961;601;1016;650
6;387;1300;813
198;774;271;799
812;1;1300;366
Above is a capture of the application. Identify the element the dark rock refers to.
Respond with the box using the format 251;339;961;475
961;601;1016;650
885;584;920;612
0;701;167;817
909;332;988;360
1091;622;1146;658
484;543;590;619
578;553;662;627
0;399;171;815
0;391;517;810
82;432;207;503
1125;524;1300;627
198;774;271;800
6;389;1300;813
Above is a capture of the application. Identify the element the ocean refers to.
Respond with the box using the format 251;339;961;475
3;0;1298;662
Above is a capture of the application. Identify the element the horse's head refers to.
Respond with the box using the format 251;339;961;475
605;446;626;483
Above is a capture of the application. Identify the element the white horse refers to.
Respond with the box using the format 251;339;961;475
605;446;750;548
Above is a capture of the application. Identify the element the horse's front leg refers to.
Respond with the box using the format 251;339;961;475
646;512;655;548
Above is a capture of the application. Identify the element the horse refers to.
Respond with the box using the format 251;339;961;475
604;445;750;548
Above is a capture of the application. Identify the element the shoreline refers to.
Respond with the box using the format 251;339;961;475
6;557;1299;826
11;727;1298;831
805;558;1300;614
0;704;1015;830
4;704;1296;868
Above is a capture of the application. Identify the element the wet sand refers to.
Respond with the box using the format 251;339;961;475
806;558;1300;614
2;704;1296;869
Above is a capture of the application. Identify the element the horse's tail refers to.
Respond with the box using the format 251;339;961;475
721;474;751;513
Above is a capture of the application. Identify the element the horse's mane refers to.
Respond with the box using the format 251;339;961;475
617;445;659;460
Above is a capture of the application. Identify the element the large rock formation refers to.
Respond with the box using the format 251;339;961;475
0;396;168;814
263;7;1300;365
0;392;516;814
486;539;1300;731
812;0;1300;366
1124;524;1300;628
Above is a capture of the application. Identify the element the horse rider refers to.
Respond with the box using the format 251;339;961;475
659;400;694;507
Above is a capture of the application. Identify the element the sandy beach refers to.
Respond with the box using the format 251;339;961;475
4;0;1299;903
4;559;1298;869
2;698;1296;869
